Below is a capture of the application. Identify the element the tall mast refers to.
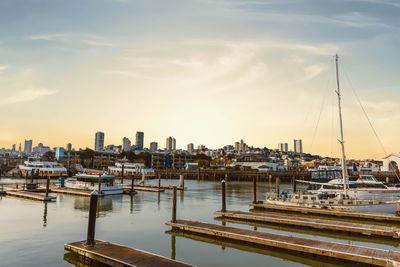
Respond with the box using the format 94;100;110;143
335;54;348;196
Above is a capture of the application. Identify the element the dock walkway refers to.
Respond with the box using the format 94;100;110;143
253;203;400;223
123;185;165;193
6;190;56;202
51;188;92;197
65;240;194;267
167;220;400;266
215;211;400;239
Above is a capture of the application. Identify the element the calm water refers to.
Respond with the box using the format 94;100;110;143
0;178;399;267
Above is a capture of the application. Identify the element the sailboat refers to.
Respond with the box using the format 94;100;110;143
265;55;400;214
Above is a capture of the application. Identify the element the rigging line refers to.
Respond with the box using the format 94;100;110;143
310;58;333;150
341;61;400;182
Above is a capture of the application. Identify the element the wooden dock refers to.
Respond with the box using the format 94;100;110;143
215;211;400;239
6;190;56;202
65;240;194;267
123;185;165;193
252;203;400;223
51;188;92;197
167;220;400;266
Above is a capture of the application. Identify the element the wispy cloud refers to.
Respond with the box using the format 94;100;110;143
0;88;57;105
0;64;9;74
28;33;119;47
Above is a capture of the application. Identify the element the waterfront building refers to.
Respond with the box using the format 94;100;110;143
150;142;158;152
55;147;65;161
166;136;176;151
69;150;118;169
382;154;400;172
66;143;72;151
122;137;131;152
187;143;194;153
278;143;289;153
294;139;303;154
151;152;171;169
95;131;105;151
197;145;206;151
135;131;144;151
24;139;33;155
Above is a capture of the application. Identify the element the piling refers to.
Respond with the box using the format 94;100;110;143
141;172;145;185
158;174;161;189
121;164;125;185
221;180;226;212
268;175;272;192
292;176;297;193
172;186;177;223
98;176;102;193
45;177;50;197
86;191;99;246
275;177;280;199
178;174;184;188
253;176;257;204
130;176;135;194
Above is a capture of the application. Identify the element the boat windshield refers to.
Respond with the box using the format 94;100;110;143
311;170;342;181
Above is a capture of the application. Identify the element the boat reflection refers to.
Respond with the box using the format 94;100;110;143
73;195;123;216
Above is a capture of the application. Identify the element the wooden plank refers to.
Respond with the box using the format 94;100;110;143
215;211;400;239
64;240;195;267
51;188;92;197
253;203;400;223
167;220;400;267
6;190;56;202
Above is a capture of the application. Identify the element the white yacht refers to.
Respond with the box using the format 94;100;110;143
65;172;123;195
108;162;155;178
19;161;68;178
265;55;400;214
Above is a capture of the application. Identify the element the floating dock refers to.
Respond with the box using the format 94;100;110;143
167;220;400;266
51;188;92;197
123;185;165;193
65;240;194;267
252;203;400;223
215;211;400;239
5;190;56;202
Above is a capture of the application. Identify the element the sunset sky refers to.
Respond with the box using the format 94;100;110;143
0;0;399;159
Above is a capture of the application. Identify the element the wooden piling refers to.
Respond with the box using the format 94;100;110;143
221;180;226;212
45;177;50;197
172;186;177;223
253;176;257;204
275;177;280;199
86;191;99;246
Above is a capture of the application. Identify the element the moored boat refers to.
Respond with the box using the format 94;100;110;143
66;172;123;195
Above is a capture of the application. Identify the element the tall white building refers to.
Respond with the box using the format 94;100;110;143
294;139;303;154
122;137;131;152
166;137;176;151
278;143;288;152
24;139;32;155
95;131;105;151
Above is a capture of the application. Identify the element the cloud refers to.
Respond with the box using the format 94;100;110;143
0;64;9;74
0;88;57;105
28;33;119;47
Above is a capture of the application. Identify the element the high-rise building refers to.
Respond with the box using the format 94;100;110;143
95;131;105;151
11;144;16;151
166;137;176;151
150;142;158;152
135;131;144;151
32;143;51;155
55;147;65;161
234;142;240;152
66;143;72;151
294;139;303;154
187;143;194;153
278;143;289;152
24;140;32;155
122;137;131;152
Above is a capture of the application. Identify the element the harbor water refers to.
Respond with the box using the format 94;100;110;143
0;178;399;267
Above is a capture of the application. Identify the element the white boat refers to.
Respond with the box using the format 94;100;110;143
108;162;155;178
65;172;123;195
19;160;68;178
265;55;400;214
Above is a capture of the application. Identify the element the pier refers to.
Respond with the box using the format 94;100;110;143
166;220;400;266
65;240;194;267
215;210;400;239
252;203;400;223
51;187;92;197
5;190;56;202
123;185;165;193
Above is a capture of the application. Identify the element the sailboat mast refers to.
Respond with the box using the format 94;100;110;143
335;54;348;196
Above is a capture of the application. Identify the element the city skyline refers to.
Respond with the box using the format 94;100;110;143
0;0;399;158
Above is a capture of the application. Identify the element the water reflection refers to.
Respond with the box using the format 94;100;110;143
43;203;48;227
171;235;176;260
73;195;123;216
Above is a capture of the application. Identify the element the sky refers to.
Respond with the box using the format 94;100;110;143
0;0;399;159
